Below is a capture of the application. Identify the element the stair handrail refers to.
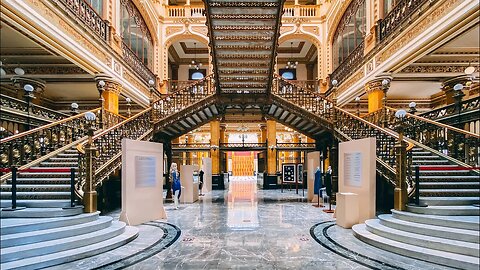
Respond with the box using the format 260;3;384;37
76;107;153;197
151;74;216;123
370;106;479;167
0;108;101;169
272;75;415;191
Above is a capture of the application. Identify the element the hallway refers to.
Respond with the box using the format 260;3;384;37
49;190;452;270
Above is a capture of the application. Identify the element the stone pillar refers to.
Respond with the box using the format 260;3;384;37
187;134;194;165
265;120;277;189
260;124;267;143
365;77;390;114
210;120;222;188
95;75;121;114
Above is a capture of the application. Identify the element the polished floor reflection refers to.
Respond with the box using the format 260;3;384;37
50;189;454;270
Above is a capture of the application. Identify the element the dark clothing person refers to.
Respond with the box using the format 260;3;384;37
199;170;204;191
314;169;322;195
325;172;332;197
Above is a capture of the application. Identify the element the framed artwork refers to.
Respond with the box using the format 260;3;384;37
297;164;303;183
282;163;296;183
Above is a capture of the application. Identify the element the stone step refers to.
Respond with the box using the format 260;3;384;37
412;160;450;164
18;171;77;178
1;184;71;192
352;224;480;270
0;226;138;270
364;219;479;257
0;200;72;208
378;214;479;243
418;170;473;175
0;192;71;200
0;221;126;263
419;197;480;206
0;207;82;219
56;153;78;157
40;162;78;167
49;157;78;162
7;178;72;185
412;156;441;159
419;189;480;197
1;216;112;248
0;212;99;235
418;175;479;181
411;151;438;156
391;209;480;230
419;182;480;189
407;204;480;216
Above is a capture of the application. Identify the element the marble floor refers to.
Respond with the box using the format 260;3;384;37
49;189;454;270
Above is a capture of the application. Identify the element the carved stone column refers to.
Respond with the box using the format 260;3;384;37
210;119;222;189
95;75;122;114
365;77;390;114
265;119;277;189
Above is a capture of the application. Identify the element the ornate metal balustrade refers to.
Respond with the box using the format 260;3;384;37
167;80;199;93
276;142;316;151
166;5;205;18
419;96;480;126
151;75;216;123
172;143;211;151
0;94;70;129
121;42;156;86
367;106;480;166
329;40;365;88
378;0;437;41
76;108;153;197
56;0;109;41
286;80;320;93
283;5;319;17
272;76;413;186
0;108;100;169
220;142;267;150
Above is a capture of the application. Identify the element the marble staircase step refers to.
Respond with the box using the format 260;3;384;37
0;200;72;209
419;189;480;197
418;170;472;175
56;153;78;157
0;207;83;219
378;214;479;243
49;157;78;162
1;184;71;192
0;221;126;263
391;209;480;230
40;162;78;167
18;171;77;178
419;197;480;206
352;224;480;270
0;226;138;270
412;160;450;164
0;212;99;235
364;219;479;257
7;178;72;184
412;156;441;159
1;216;112;248
419;182;480;189
0;192;71;200
407;204;480;216
411;151;438;156
418;175;479;181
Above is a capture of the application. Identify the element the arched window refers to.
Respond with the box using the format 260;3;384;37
332;0;366;69
120;0;153;68
280;69;296;80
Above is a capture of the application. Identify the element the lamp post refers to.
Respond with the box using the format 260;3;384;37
83;111;97;213
394;109;408;211
330;79;338;205
381;78;391;128
408;102;417;115
126;97;132;118
453;83;465;162
70;102;79;116
23;84;35;131
355;96;361;117
97;80;105;129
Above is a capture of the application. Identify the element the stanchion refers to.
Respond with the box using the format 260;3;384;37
3;167;26;211
323;195;334;213
408;166;427;207
61;168;79;209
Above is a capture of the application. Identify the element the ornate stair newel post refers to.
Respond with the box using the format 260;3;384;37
394;109;408;211
83;112;97;213
453;83;466;162
381;78;391;128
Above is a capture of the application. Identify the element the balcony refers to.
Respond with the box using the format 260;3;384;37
165;4;319;18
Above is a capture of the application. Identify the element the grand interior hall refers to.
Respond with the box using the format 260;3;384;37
0;0;479;269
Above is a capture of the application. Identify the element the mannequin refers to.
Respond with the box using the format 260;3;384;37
199;169;204;196
171;163;181;209
314;167;322;196
325;166;332;197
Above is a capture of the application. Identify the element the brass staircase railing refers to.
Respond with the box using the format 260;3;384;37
0;108;101;169
76;76;216;209
272;76;414;189
365;106;480;167
76;108;153;199
151;75;216;123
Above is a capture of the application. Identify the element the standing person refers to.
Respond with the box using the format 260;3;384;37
171;163;181;209
199;169;204;196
